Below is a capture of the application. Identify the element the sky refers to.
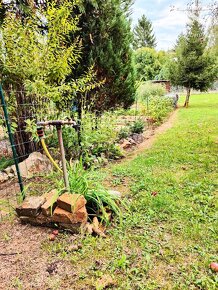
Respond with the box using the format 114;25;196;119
131;0;212;51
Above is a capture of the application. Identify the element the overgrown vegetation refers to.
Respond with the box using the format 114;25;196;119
136;82;173;124
0;0;135;159
0;157;14;171
0;0;217;288
56;159;122;224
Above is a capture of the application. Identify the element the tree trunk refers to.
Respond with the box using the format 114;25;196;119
184;87;191;108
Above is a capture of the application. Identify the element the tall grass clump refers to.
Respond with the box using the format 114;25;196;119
61;159;123;224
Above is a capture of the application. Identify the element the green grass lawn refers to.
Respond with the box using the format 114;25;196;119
45;93;218;289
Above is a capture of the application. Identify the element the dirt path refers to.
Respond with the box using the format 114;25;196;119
127;109;178;160
103;109;179;195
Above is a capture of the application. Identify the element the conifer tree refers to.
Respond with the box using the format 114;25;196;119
73;0;135;113
170;17;217;107
133;15;156;49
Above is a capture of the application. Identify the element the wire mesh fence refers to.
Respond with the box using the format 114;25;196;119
0;84;153;221
0;85;77;221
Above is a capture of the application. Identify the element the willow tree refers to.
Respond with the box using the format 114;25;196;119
0;0;95;157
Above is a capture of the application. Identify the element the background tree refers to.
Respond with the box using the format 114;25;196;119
133;15;156;49
208;19;218;56
134;47;170;81
169;17;217;107
72;0;135;116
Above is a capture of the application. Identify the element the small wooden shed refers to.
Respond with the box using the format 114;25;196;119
152;80;171;93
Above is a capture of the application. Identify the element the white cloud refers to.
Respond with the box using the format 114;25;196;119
153;9;188;29
132;0;213;51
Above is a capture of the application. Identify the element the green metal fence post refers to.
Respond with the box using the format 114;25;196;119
0;84;25;200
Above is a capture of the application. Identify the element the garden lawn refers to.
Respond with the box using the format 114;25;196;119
1;93;217;290
69;93;218;289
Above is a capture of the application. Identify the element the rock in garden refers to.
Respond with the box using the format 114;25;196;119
120;138;137;150
57;193;86;213
3;165;14;175
16;196;46;217
52;206;88;224
0;171;9;183
9;152;52;178
131;133;145;144
128;138;137;145
71;206;88;223
41;190;59;217
120;139;132;149
19;213;51;225
0;139;12;158
52;207;75;224
59;222;84;234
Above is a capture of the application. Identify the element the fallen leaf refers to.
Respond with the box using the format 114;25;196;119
96;274;114;289
85;222;93;235
151;191;158;196
67;244;82;252
92;217;106;238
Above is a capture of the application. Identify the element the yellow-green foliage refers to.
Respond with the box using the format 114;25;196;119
136;81;173;123
137;81;166;100
0;1;78;86
0;0;100;102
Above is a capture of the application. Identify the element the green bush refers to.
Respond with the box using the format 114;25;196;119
136;81;173;124
149;96;173;124
130;119;145;134
47;111;121;168
118;126;130;139
137;81;166;101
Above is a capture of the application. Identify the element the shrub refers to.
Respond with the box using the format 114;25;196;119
118;126;130;139
136;81;173;124
148;96;173;124
137;81;166;101
46;111;121;168
130;119;145;134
